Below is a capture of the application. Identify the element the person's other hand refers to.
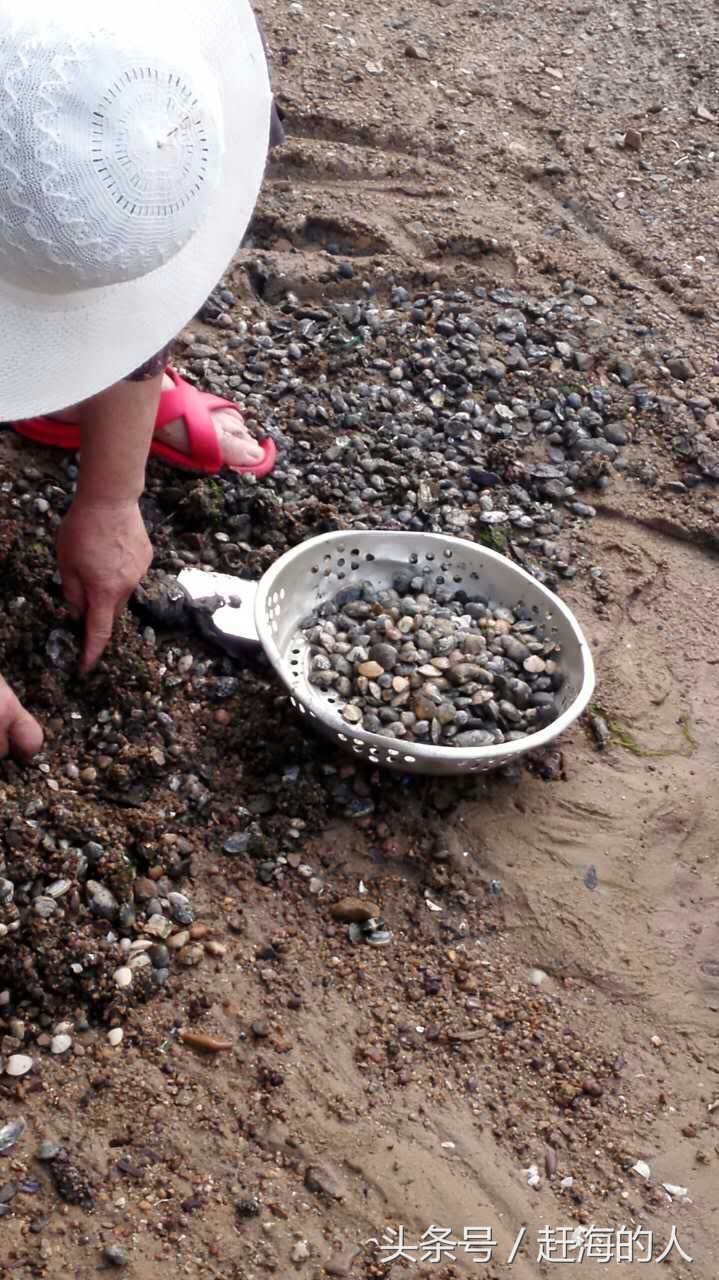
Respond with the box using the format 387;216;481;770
56;497;152;673
0;673;43;759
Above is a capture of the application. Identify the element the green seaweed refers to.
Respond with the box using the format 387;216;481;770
589;702;697;759
476;526;508;552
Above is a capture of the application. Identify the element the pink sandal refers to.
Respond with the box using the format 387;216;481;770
10;368;277;480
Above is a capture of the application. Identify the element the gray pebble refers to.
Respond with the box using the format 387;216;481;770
454;730;495;747
369;642;398;670
86;880;119;920
38;1141;61;1161
103;1245;129;1268
224;833;249;855
33;896;56;919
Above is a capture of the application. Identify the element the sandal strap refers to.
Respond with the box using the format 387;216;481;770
154;368;232;471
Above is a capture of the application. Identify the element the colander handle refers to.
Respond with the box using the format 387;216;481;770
177;568;262;656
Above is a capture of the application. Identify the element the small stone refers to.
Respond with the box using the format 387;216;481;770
34;896;57;919
145;914;173;939
50;1034;72;1056
107;1029;124;1048
167;930;190;951
357;661;384;679
167;892;194;925
103;1245;129;1268
133;877;155;902
330;897;380;924
47;879;71;899
86;881;119;920
581;1075;603;1098
501;636;530;663
114;967;133;990
622;128;642;151
369;643;398;670
149;944;170;969
38;1141;60;1160
523;655;546;674
236;1198;262;1218
6;1055;33;1078
341;705;363;724
291;1241;310;1263
223;833;249;855
304;1165;343;1199
667;357;692;382
453;730;494;748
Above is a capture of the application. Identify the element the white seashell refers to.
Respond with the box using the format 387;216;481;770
6;1054;33;1077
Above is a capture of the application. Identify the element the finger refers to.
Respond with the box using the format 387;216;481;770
9;708;44;760
82;597;116;673
62;572;87;622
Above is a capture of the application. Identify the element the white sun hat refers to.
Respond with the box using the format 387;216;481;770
0;0;271;420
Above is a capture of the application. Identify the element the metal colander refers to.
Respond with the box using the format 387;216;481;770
250;530;594;776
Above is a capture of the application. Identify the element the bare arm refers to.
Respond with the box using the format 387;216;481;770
56;372;163;671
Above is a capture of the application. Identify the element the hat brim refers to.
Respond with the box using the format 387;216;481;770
0;0;271;421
